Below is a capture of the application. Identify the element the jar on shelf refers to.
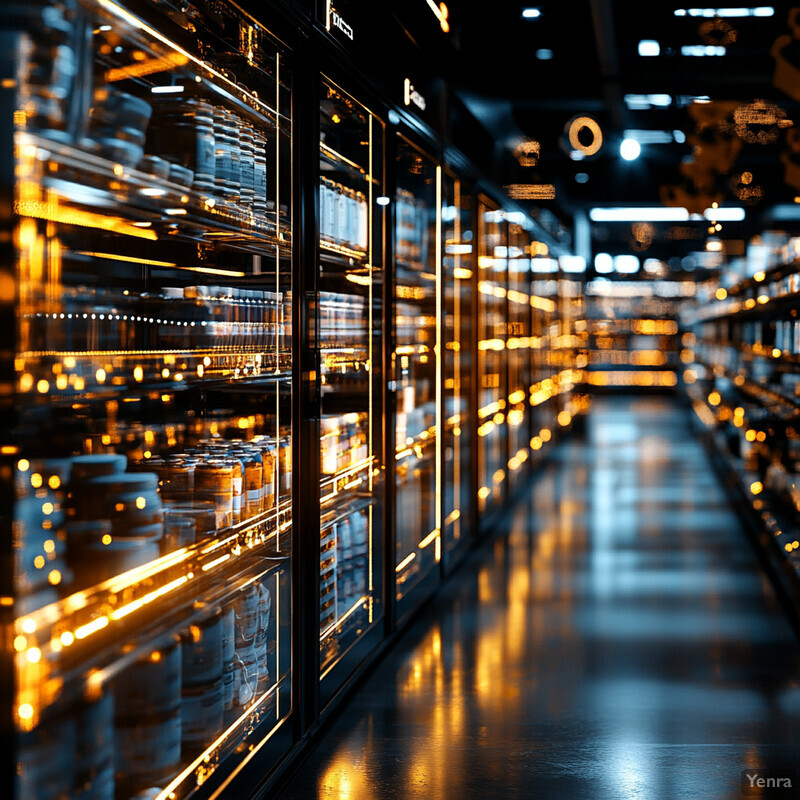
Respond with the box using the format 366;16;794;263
180;605;224;756
239;122;255;209
113;637;182;792
147;97;216;193
252;131;268;215
212;107;242;202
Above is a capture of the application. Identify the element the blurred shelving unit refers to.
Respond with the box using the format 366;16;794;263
682;234;800;621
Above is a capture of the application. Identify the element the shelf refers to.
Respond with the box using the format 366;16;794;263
691;353;800;417
320;240;369;261
320;457;376;506
687;385;800;594
17;132;291;257
395;429;436;463
17;348;291;403
695;336;800;371
15;497;291;724
321;496;374;531
319;142;373;183
719;260;800;299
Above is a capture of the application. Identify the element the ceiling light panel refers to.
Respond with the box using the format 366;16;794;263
681;45;726;56
674;7;774;17
638;40;660;56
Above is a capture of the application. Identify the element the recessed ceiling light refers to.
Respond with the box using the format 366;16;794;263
681;45;726;56
594;253;613;273
624;93;672;109
535;48;554;60
624;129;674;144
522;7;541;18
620;138;641;160
575;173;589;184
614;255;640;273
560;256;586;273
638;40;660;56
590;207;689;222
674;7;774;17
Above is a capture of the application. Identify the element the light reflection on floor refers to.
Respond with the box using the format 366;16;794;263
280;397;800;800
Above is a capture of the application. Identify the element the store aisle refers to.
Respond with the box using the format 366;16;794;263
280;397;800;800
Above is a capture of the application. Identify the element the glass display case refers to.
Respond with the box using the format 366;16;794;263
476;199;507;516
506;222;532;491
318;78;384;688
529;254;562;457
9;1;293;798
441;171;473;563
393;136;439;614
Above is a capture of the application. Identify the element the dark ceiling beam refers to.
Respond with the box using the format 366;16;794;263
588;0;627;132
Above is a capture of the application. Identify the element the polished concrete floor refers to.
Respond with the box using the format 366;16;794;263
281;397;800;800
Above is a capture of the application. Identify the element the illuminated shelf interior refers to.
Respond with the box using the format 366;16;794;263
17;132;291;252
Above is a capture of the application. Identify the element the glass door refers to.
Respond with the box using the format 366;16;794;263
11;2;293;798
530;249;561;457
318;79;384;689
394;136;440;615
476;200;508;517
507;223;532;490
441;172;474;563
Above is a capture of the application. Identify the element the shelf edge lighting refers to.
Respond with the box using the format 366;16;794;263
588;207;744;222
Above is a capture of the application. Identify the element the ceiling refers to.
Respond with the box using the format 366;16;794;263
447;1;800;265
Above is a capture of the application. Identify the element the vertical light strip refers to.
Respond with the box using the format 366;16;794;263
274;54;282;551
368;114;373;495
325;0;332;29
453;180;461;541
435;166;443;563
275;571;280;719
368;504;374;622
367;115;375;619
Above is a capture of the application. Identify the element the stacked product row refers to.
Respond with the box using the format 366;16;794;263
18;581;273;800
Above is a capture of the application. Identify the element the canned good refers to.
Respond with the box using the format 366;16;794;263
181;607;223;686
239;123;255;208
231;448;262;518
219;457;244;524
162;512;195;552
16;716;76;800
15;491;68;594
163;501;217;542
221;605;236;711
253;131;267;214
113;637;181;718
194;459;234;528
146;97;216;192
231;638;258;709
212;107;241;201
181;678;223;754
114;708;181;789
233;583;259;645
255;580;272;691
72;472;163;535
70;454;127;482
77;536;161;582
74;693;114;800
279;437;292;495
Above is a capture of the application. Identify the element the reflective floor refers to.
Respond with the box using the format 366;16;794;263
280;397;800;799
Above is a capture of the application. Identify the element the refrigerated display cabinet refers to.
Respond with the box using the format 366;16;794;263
506;222;532;491
6;1;294;798
441;171;474;565
476;199;508;516
529;260;563;457
318;77;385;697
393;135;440;616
